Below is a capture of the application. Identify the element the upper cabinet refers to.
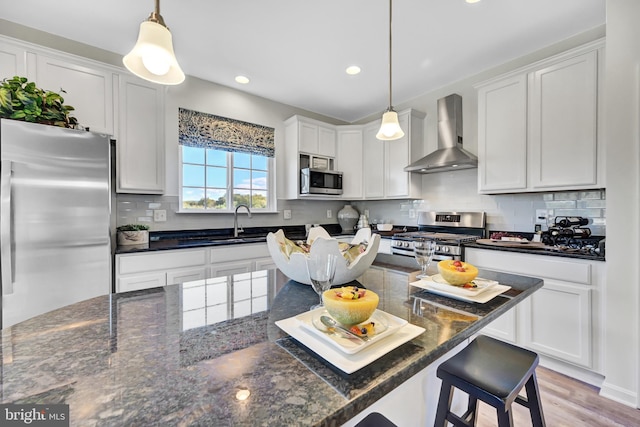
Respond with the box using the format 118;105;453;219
116;74;165;194
0;36;165;195
0;40;26;78
287;115;336;158
335;127;364;199
476;40;605;194
283;109;424;200
363;109;425;199
35;54;114;135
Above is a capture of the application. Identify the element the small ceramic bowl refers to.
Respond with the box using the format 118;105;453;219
376;224;393;231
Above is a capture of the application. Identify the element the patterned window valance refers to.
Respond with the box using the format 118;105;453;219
178;108;275;157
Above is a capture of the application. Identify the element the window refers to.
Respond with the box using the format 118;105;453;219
178;108;275;212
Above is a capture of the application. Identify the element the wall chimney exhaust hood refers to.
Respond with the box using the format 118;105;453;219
404;93;477;173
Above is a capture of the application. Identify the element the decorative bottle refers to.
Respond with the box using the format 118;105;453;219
337;204;359;233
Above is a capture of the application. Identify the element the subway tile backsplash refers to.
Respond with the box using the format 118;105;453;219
116;175;605;236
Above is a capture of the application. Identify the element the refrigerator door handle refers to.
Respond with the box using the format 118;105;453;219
1;160;14;294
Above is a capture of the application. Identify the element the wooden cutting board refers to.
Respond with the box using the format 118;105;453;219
475;239;549;249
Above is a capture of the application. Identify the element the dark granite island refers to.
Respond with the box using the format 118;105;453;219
0;265;542;426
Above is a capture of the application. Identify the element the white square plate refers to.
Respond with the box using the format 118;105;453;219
410;276;511;304
275;308;425;374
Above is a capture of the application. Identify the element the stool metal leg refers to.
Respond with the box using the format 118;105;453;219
524;372;546;427
434;382;455;427
496;407;514;427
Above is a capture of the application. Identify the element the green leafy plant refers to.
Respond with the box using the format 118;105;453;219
0;76;78;128
116;224;150;232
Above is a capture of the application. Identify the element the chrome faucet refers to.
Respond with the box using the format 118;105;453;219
233;204;252;237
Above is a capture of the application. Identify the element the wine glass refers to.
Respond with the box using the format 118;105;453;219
414;239;436;279
306;253;338;310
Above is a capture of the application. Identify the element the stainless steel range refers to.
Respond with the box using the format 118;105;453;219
391;211;486;260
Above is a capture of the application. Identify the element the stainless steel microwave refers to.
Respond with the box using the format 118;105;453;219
300;168;343;195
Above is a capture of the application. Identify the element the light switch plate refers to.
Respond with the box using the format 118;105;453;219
153;210;167;222
283;209;292;220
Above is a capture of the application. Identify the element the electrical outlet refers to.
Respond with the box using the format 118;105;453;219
409;209;416;219
364;209;370;218
535;209;548;225
153;209;166;222
327;209;332;219
283;209;292;220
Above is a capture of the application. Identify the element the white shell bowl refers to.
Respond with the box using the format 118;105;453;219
266;227;380;285
376;224;393;231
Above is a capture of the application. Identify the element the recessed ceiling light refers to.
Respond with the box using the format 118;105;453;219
235;75;250;84
346;66;361;75
466;0;481;3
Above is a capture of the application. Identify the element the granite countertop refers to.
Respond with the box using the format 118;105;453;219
115;224;361;254
0;265;542;426
464;241;606;262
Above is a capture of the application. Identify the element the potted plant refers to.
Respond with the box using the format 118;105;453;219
0;76;78;128
117;224;150;246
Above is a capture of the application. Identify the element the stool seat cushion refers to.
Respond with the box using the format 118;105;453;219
438;335;539;399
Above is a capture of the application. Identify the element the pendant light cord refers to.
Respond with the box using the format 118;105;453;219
388;0;393;110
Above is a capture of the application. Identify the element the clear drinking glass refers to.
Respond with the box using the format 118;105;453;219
306;253;338;310
414;239;436;279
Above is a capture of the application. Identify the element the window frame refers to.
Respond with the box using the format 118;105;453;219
178;145;277;213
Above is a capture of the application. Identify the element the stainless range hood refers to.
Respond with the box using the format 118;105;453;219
404;93;477;173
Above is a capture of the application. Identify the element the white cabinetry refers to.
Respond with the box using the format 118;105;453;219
283;116;337;199
116;243;273;293
362;109;425;199
116;74;165;194
116;248;207;293
0;40;26;78
465;248;604;382
0;35;166;195
476;40;604;194
336;127;363;199
35;54;114;135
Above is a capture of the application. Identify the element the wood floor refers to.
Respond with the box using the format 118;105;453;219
474;366;640;427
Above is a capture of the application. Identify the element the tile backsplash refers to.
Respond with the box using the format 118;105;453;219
116;169;605;237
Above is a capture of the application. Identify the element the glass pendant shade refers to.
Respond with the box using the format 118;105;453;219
376;109;404;140
376;0;403;141
123;20;185;85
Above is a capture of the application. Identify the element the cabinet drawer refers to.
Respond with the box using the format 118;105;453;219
466;249;592;285
209;243;268;264
118;273;166;293
166;267;207;285
117;249;207;275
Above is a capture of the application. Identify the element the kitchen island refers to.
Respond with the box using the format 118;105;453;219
0;264;542;426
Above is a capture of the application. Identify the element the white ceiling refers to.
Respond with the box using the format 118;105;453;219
0;0;605;123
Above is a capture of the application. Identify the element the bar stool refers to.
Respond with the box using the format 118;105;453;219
354;412;397;427
434;335;545;427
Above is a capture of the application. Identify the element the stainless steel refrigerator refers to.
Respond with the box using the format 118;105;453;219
0;119;112;329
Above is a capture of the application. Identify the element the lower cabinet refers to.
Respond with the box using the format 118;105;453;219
465;248;604;382
116;243;271;293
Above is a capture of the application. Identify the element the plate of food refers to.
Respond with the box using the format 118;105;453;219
301;308;404;354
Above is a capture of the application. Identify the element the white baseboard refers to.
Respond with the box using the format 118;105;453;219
599;381;638;409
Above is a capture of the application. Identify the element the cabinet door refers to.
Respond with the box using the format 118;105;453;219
520;280;592;368
298;121;318;154
0;41;26;79
35;55;114;135
166;267;207;285
477;74;528;192
318;126;336;158
481;307;517;343
254;257;277;271
116;74;165;194
529;50;598;189
385;113;410;197
210;260;253;277
336;128;363;199
118;272;166;293
363;123;385;199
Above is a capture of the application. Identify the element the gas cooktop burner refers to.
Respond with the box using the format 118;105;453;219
393;231;482;244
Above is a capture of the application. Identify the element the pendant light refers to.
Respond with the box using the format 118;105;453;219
123;0;185;85
376;0;404;141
